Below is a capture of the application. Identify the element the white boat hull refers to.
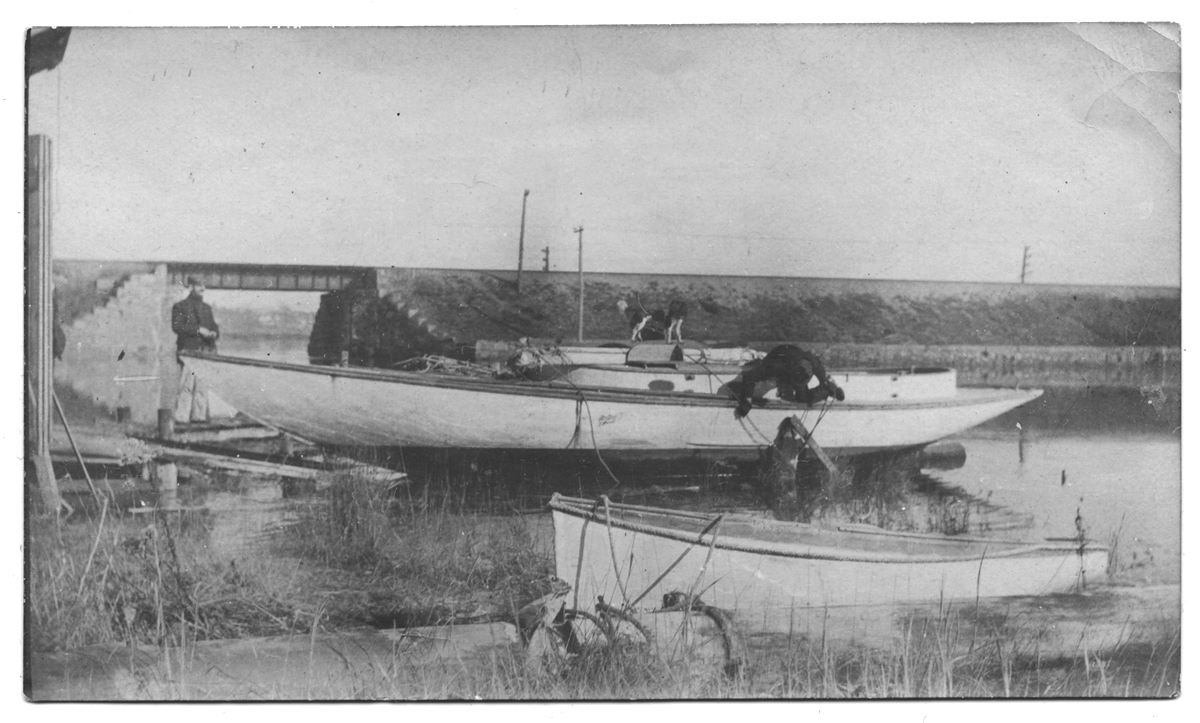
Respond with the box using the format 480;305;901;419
512;341;959;400
550;495;1110;627
182;353;1041;456
564;363;959;401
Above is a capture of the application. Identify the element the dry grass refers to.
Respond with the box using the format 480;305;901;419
26;503;309;652
27;463;1180;700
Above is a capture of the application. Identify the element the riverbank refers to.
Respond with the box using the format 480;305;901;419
26;447;1181;700
366;269;1179;359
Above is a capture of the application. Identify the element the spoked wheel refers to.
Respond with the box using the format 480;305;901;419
552;608;613;654
525;603;655;674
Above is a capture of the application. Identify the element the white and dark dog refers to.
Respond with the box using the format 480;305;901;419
665;300;687;343
617;299;687;342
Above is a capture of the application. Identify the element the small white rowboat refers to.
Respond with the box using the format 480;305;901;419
550;494;1109;628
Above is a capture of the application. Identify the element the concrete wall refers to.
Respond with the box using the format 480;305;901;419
53;266;173;425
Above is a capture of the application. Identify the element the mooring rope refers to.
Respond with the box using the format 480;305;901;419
625;512;726;610
601;495;634;607
572;500;600;612
685;512;725;605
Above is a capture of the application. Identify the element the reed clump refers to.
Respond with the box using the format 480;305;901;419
27;506;308;653
277;467;395;570
759;449;1005;535
269;463;557;628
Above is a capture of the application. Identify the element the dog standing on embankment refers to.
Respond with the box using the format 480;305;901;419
618;299;687;342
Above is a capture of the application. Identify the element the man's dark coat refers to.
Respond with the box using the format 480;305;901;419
172;292;219;353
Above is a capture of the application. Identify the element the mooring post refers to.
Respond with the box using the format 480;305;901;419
157;408;175;440
26;135;62;513
761;416;840;521
786;416;838;475
763;421;803;520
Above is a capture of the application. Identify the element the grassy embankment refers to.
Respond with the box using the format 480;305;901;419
378;271;1180;348
28;458;1179;699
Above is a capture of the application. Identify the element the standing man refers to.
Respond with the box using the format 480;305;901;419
172;276;219;423
728;344;844;419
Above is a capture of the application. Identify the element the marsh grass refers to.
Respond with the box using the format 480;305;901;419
189;612;1177;700
29;458;1180;700
738;626;1180;699
27;504;308;652
765;450;1005;535
268;462;557;628
278;467;394;569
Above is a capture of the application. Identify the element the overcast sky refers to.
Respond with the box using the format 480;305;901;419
25;23;1180;286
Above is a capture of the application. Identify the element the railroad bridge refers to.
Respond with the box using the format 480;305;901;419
162;262;376;293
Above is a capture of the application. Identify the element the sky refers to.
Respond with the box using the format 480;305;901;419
24;24;1181;287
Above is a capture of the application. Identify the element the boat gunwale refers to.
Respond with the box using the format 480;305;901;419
549;494;1108;565
566;362;957;377
182;352;1042;412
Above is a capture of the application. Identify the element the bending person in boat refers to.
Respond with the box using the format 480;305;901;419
728;344;844;419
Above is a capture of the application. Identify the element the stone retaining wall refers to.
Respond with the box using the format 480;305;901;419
53;267;171;425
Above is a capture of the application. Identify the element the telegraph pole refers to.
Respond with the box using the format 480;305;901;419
1020;246;1031;284
575;226;585;342
516;189;529;294
542;246;550;271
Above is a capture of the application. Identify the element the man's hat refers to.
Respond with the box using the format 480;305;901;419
186;276;203;287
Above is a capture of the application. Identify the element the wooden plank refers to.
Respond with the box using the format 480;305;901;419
170;426;281;443
786;416;838;474
154;447;324;480
151;446;407;486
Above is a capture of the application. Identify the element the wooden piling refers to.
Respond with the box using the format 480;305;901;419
156;408;175;440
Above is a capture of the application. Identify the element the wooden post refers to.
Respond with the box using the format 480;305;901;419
157;408;175;440
575;226;584;342
762;416;839;521
25;134;60;512
786;416;838;475
339;290;352;367
517;189;529;294
156;263;180;436
763;420;804;520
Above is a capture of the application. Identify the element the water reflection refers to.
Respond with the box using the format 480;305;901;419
930;432;1180;584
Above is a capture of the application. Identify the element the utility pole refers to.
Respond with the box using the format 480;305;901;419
542;246;550;271
516;189;529;295
1020;246;1031;284
575;226;585;342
